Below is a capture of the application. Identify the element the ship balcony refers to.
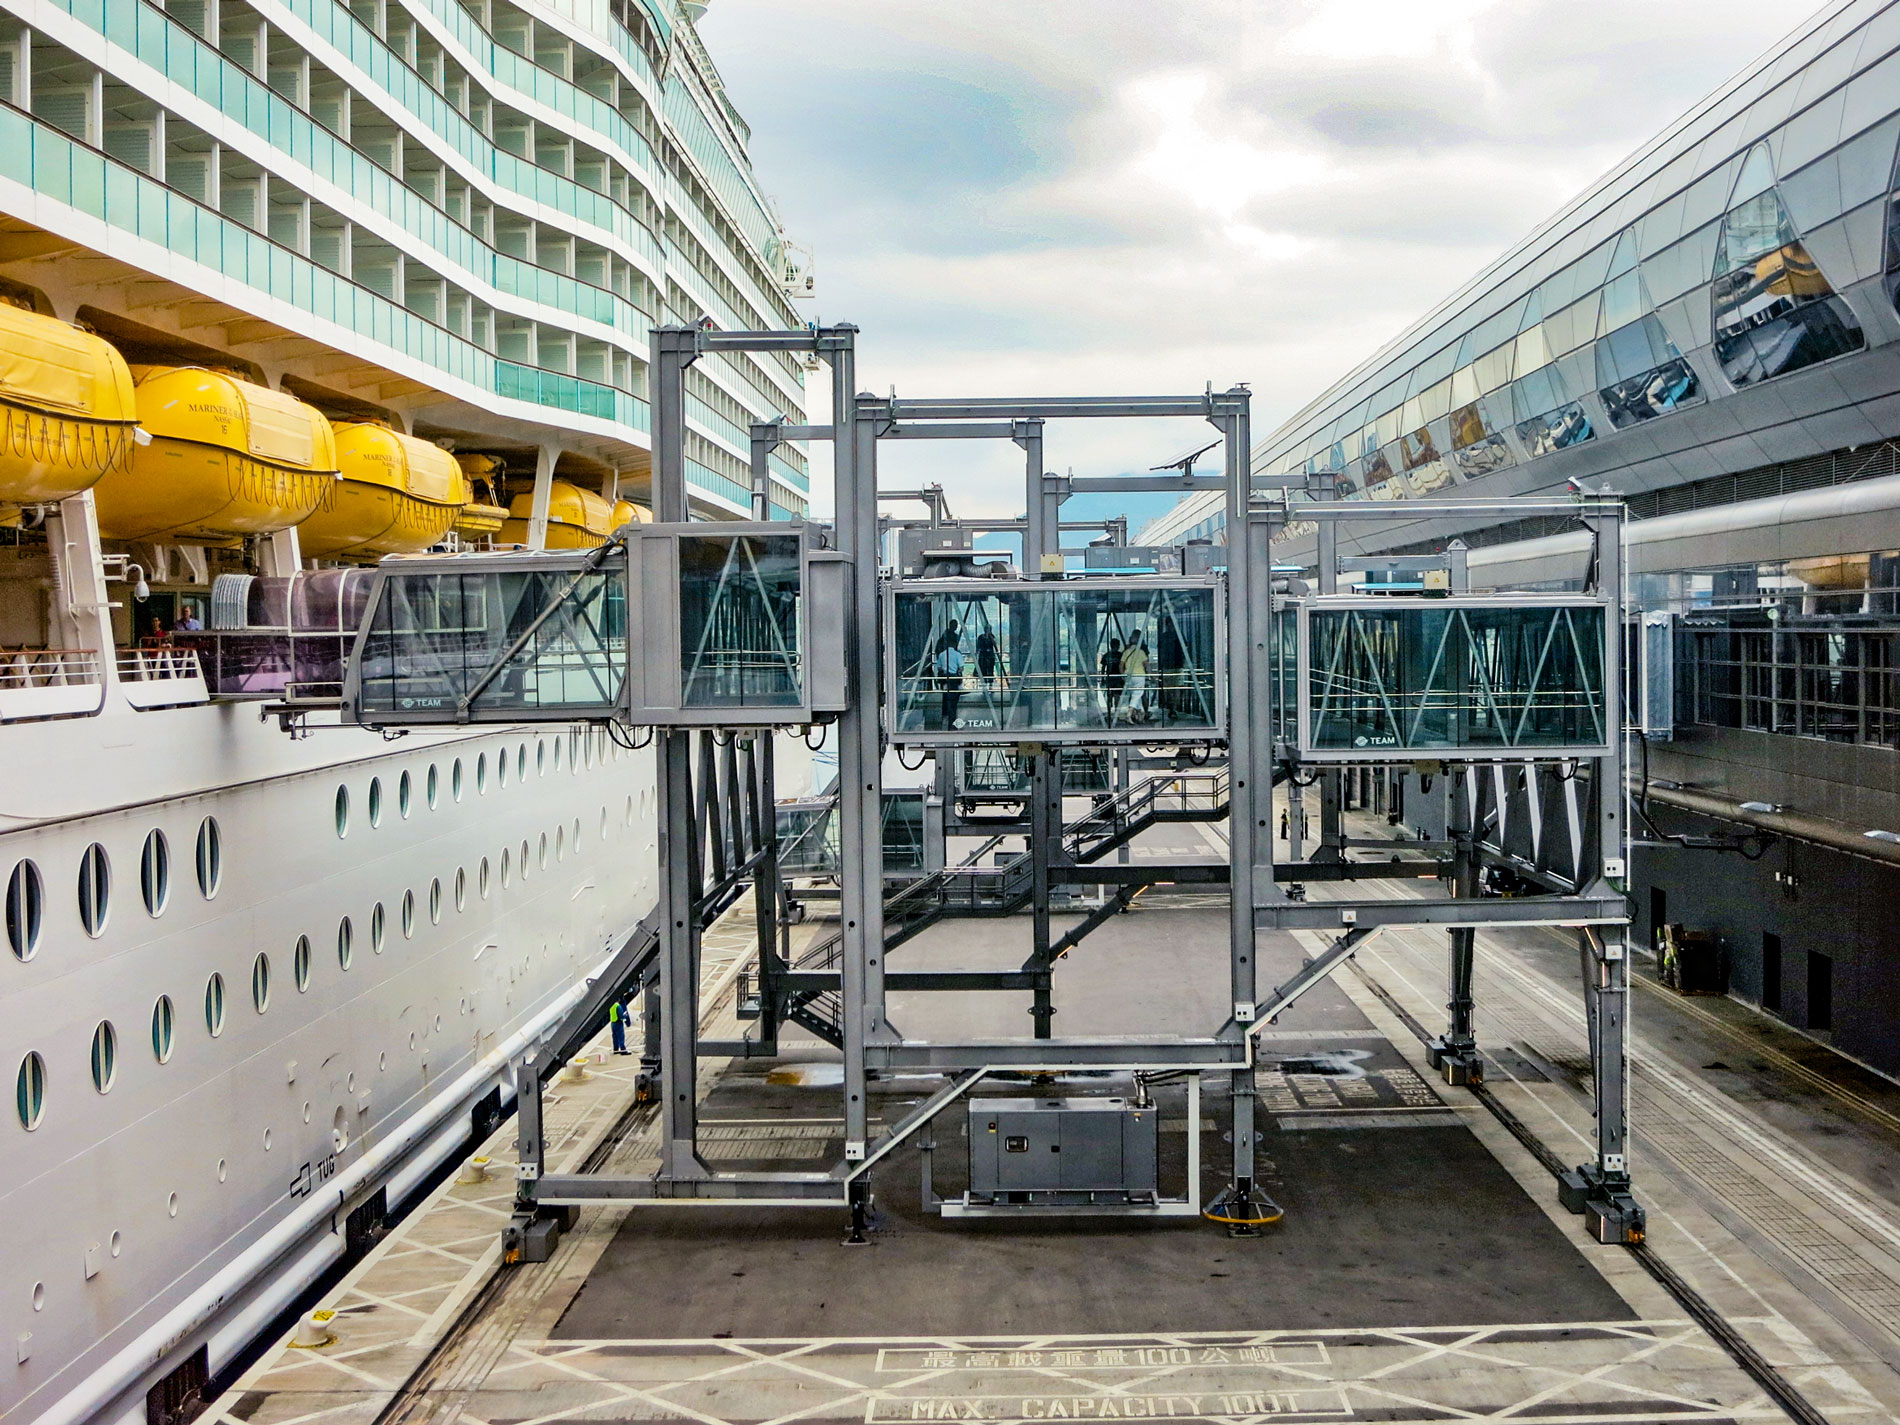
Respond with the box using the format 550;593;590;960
0;648;105;721
118;648;209;710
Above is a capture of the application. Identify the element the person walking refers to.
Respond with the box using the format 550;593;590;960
975;628;999;685
1099;637;1123;725
934;622;965;728
1120;633;1150;723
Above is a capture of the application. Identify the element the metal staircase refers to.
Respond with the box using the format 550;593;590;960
778;770;1230;1046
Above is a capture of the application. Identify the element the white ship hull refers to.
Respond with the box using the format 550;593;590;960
2;691;658;1425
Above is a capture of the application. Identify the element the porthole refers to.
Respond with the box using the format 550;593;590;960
167;1192;178;1217
371;902;385;952
431;878;444;924
573;816;582;848
624;795;634;829
433;1014;442;1033
536;739;545;773
337;916;354;970
251;953;270;1013
140;830;170;916
15;1051;45;1130
216;1158;227;1182
399;770;413;818
401;890;416;939
521;839;531;877
294;935;311;992
554;739;564;771
454;868;466;911
335;785;350;838
77;843;110;938
427;764;439;808
600;806;609;839
452;759;464;801
477;752;488;793
368;777;384;828
7;859;43;960
538;832;548;870
497;752;508;789
196;817;221;898
263;1128;272;1150
555;826;565;862
204;974;226;1037
517;744;527;780
90;1020;116;1093
501;849;512;888
479;858;491;899
151;996;175;1064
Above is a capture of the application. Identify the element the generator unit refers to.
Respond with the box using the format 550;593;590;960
965;1097;1159;1207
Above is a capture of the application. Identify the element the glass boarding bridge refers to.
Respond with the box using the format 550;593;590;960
343;523;846;727
1290;595;1612;760
885;576;1224;745
776;790;931;877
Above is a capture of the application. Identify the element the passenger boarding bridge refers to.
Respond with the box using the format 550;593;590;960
339;323;1642;1250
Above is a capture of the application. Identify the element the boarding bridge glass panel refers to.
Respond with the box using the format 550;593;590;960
678;534;803;710
889;579;1221;744
775;792;930;876
352;560;627;721
1300;599;1609;757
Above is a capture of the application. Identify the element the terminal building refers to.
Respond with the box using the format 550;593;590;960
1142;0;1900;1078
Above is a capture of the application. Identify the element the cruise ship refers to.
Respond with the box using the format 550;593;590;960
0;2;808;1422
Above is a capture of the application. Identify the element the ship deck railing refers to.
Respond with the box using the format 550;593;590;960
0;647;105;721
118;647;210;710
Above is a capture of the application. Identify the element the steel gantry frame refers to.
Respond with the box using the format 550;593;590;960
492;323;1641;1256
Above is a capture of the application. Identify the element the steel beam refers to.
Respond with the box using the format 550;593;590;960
866;1038;1247;1071
1255;894;1627;930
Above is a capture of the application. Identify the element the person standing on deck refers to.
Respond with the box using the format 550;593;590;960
1120;634;1150;723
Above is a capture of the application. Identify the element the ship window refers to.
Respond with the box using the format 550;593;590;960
538;832;548;869
430;878;443;923
196;817;221;898
554;739;564;771
399;770;413;818
625;795;634;828
599;806;609;839
337;916;354;969
427;764;440;808
205;974;226;1036
502;848;513;887
497;751;508;788
371;902;386;952
556;826;565;862
251;953;270;1013
90;1020;117;1093
517;744;527;780
335;785;350;837
151;996;175;1064
401;889;416;938
368;777;384;828
478;753;488;793
77;843;110;939
453;759;464;801
479;857;491;898
294;934;311;992
454;869;466;912
7;859;43;960
537;739;546;773
140;830;170;916
521;838;531;877
15;1051;45;1130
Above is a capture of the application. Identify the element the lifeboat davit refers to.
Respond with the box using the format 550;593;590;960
92;366;337;541
450;453;509;540
0;303;139;507
297;423;469;559
499;479;649;548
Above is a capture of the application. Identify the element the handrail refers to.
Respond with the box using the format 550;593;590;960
117;647;203;682
0;647;102;688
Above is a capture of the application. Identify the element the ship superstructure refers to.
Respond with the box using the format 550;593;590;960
0;2;807;1422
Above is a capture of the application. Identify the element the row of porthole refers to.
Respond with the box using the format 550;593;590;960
11;801;631;1131
335;734;620;840
5;818;222;960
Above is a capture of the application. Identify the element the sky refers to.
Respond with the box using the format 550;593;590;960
698;0;1814;528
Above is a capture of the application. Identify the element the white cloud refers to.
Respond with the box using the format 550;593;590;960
698;0;1820;517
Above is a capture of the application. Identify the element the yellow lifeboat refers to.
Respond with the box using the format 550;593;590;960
0;303;139;507
611;498;653;529
450;452;509;540
297;422;469;559
499;478;633;548
92;366;337;541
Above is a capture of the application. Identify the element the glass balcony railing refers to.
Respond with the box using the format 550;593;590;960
0;105;664;445
888;578;1223;744
1298;598;1610;757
